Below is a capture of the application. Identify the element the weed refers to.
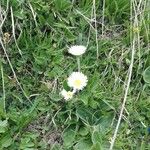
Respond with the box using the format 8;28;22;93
0;0;149;149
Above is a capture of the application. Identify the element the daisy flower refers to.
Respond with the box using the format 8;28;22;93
67;72;88;90
61;89;74;100
68;45;86;56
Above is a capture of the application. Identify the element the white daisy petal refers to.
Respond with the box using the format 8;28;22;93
68;45;86;56
61;89;74;100
67;72;88;90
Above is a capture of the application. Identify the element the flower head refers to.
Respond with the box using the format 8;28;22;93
67;72;88;90
61;89;74;100
68;45;86;56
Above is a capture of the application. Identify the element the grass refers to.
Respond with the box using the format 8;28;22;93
0;0;150;149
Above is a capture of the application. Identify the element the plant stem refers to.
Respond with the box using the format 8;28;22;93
1;64;6;114
77;57;81;72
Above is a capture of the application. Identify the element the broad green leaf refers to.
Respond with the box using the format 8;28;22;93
143;66;150;83
74;139;92;150
99;115;113;135
76;107;101;125
79;126;89;136
90;142;102;150
49;93;62;102
63;127;76;147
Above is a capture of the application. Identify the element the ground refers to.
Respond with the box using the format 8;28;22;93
0;0;150;150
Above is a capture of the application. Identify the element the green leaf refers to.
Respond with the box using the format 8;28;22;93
74;139;92;150
54;0;71;11
91;131;102;144
49;92;62;102
79;92;89;105
99;115;113;135
63;126;76;147
63;80;71;91
90;142;102;150
0;134;12;149
14;10;26;20
143;66;150;83
89;100;99;109
79;126;89;136
76;107;101;125
0;120;8;133
20;137;35;149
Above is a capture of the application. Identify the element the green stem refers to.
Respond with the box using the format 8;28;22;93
77;57;81;72
1;64;6;114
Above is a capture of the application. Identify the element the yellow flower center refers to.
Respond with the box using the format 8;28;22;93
67;91;73;97
74;79;82;88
